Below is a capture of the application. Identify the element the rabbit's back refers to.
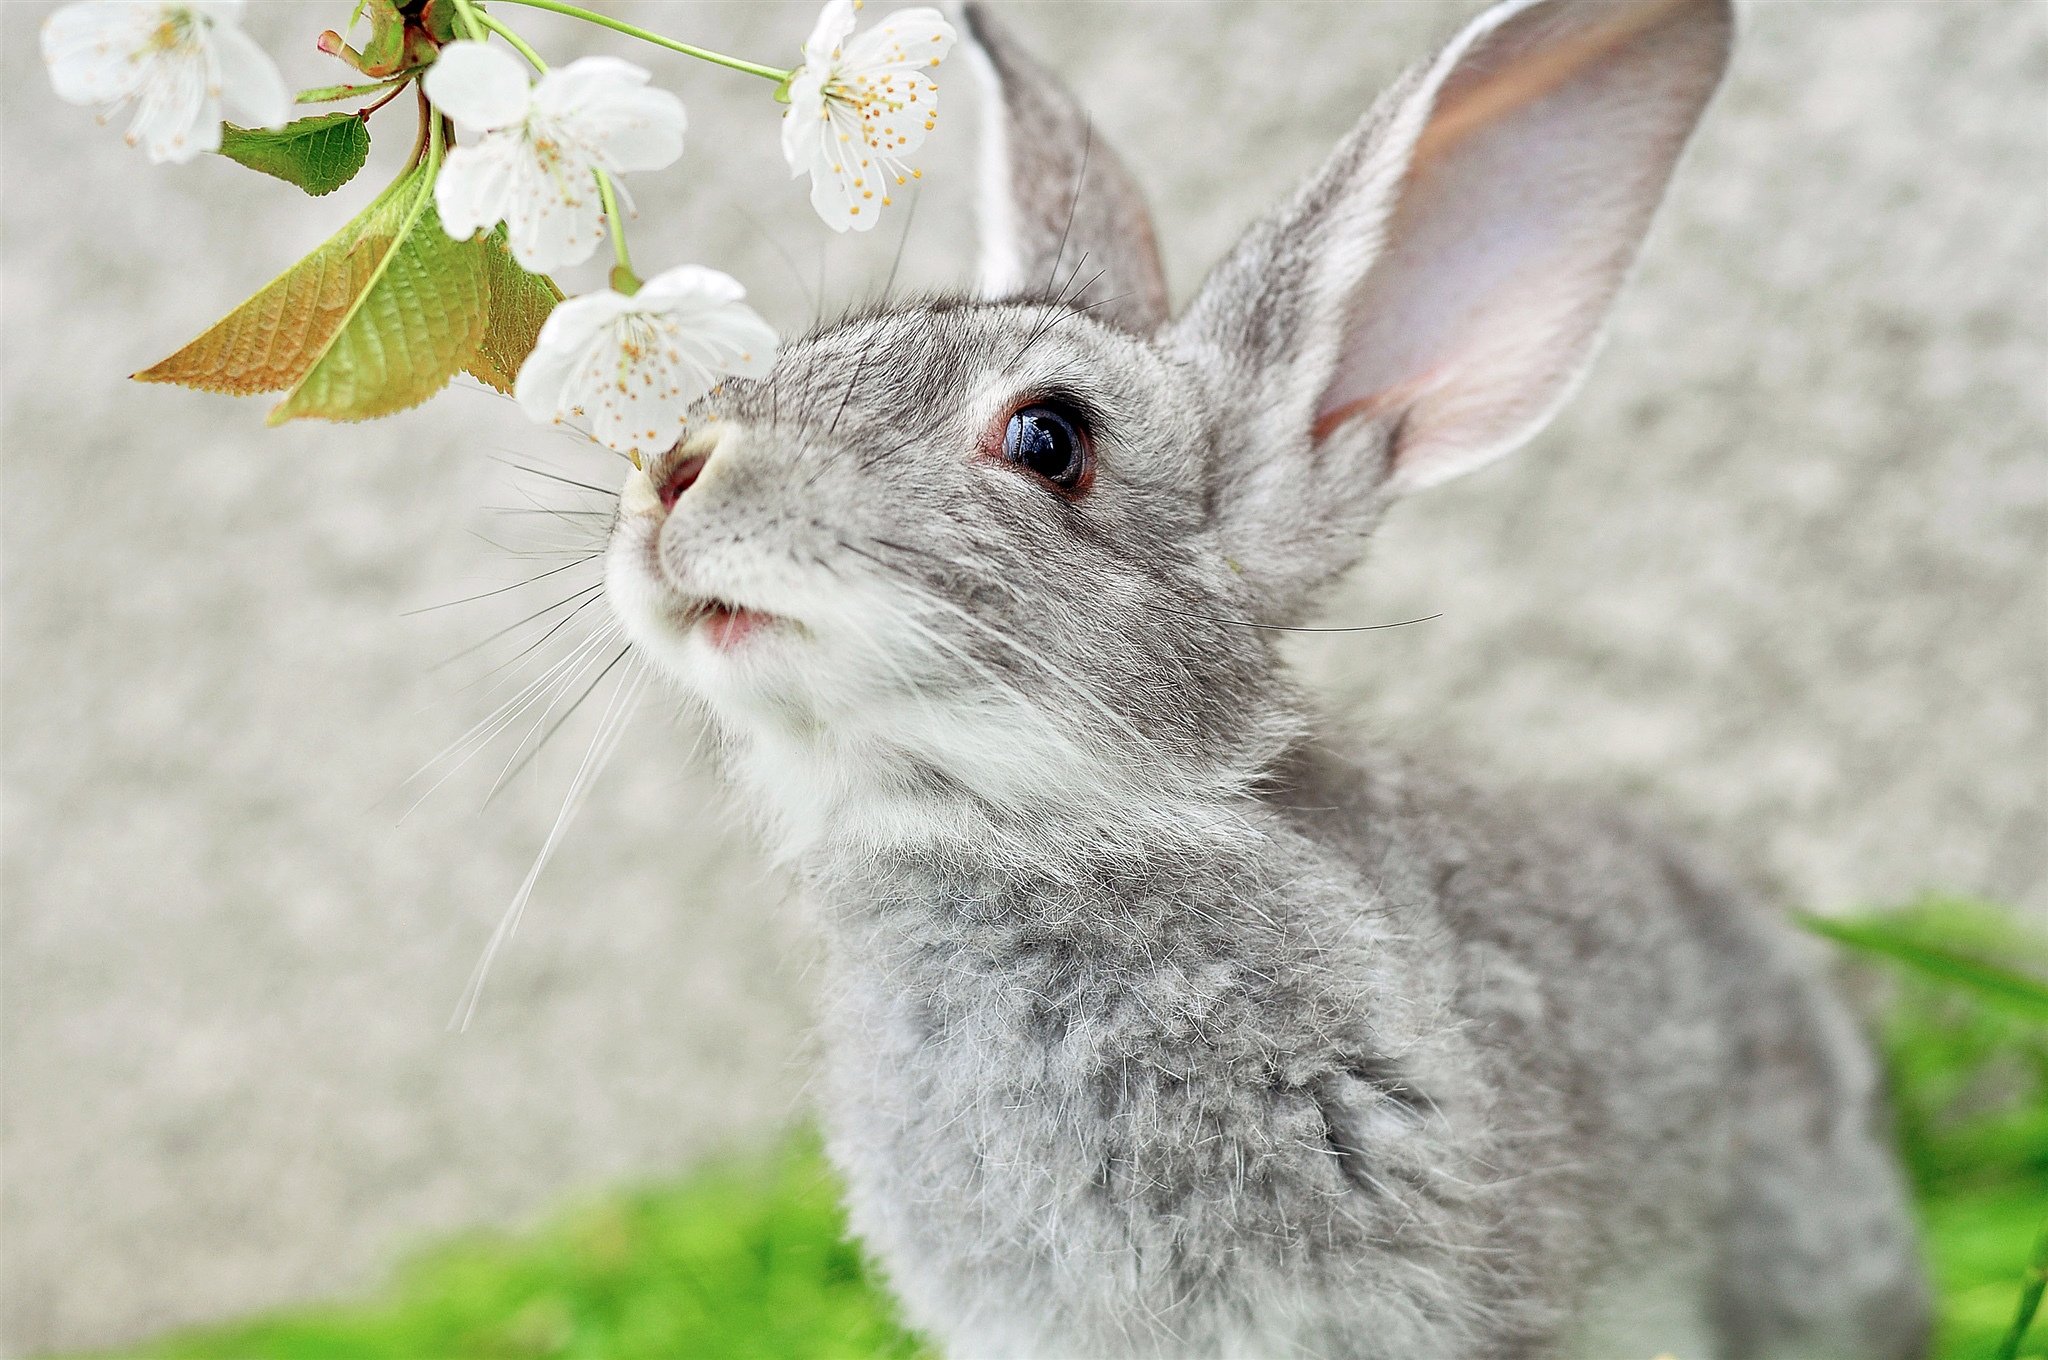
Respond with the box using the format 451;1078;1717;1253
1284;741;1931;1357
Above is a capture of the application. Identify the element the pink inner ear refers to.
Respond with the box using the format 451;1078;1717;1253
1312;0;1731;489
1311;367;1446;445
1413;0;1703;172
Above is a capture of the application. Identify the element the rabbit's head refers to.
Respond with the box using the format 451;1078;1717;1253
606;0;1734;862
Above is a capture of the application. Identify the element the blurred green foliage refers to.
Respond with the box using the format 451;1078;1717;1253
1817;898;2048;1360
86;898;2045;1360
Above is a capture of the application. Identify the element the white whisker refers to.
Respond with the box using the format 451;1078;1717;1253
450;658;649;1031
396;622;623;821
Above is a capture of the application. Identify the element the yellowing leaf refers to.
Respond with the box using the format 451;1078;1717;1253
268;189;488;424
136;162;563;425
133;173;421;397
466;229;565;395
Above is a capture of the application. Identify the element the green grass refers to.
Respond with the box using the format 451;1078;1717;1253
86;898;2046;1360
91;1131;932;1360
1837;898;2048;1359
1927;1187;2047;1359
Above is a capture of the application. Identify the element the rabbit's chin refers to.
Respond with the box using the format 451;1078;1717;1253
606;506;965;855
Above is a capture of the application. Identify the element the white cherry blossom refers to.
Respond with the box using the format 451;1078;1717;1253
781;0;955;232
514;266;777;460
427;42;688;273
42;0;289;164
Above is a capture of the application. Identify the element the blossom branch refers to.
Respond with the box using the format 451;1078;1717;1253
405;82;435;173
356;78;416;119
448;0;547;71
473;10;550;72
45;0;956;431
447;0;490;43
595;170;638;294
491;0;793;85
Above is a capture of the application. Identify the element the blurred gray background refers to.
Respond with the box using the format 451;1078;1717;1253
4;0;2043;1352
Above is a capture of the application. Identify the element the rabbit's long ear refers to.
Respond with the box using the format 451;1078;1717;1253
962;4;1170;332
1172;0;1732;604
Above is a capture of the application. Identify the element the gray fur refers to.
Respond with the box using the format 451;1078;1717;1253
603;0;1930;1354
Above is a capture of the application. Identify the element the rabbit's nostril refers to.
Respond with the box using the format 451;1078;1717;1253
660;454;708;509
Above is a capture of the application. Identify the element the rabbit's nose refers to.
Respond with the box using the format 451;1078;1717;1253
658;452;709;509
619;426;731;520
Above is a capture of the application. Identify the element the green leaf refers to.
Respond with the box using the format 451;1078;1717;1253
267;171;490;425
1801;913;2048;1025
1996;1213;2048;1360
1998;1212;2048;1360
217;114;371;197
466;229;564;395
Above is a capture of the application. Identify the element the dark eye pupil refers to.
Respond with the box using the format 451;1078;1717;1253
1004;406;1081;487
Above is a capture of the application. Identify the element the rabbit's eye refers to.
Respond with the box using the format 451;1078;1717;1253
1002;404;1092;494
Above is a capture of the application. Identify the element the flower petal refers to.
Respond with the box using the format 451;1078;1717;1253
515;288;637;423
527;58;686;175
842;7;955;75
779;66;830;178
127;44;218;162
808;100;879;232
425;40;531;134
532;55;649;116
852;74;939;162
209;17;288;129
634;264;749;310
678;303;779;382
584;86;689;174
42;2;156;107
434;137;520;241
584;335;696;458
502;147;607;271
802;0;859;66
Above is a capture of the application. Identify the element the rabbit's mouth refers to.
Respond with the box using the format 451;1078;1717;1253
694;600;781;651
661;590;802;655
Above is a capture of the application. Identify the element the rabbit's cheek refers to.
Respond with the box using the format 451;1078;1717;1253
618;467;664;521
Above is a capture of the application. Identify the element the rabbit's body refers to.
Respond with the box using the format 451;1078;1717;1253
605;0;1931;1352
808;737;1923;1358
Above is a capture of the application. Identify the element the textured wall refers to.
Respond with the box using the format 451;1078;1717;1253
4;1;2042;1352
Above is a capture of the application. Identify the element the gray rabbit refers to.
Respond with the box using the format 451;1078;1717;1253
604;0;1931;1353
